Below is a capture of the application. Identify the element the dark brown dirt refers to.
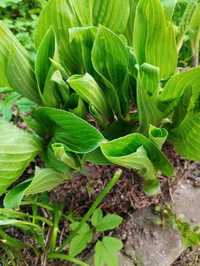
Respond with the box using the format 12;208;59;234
172;247;200;266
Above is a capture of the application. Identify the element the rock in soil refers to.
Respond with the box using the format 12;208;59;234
119;208;184;266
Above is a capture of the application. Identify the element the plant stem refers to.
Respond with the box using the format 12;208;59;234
48;253;89;266
49;205;63;251
60;169;122;250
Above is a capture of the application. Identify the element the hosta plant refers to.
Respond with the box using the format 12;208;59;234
0;0;200;204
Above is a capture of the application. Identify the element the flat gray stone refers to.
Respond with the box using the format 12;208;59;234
172;182;200;224
121;208;184;266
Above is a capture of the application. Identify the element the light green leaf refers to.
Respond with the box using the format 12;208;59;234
94;237;123;266
35;27;55;96
95;214;123;232
52;143;80;170
149;125;168;149
69;222;93;257
161;0;177;18
4;180;31;209
92;26;130;116
0;119;41;194
25;168;70;196
68;73;110;124
0;22;41;104
71;0;130;34
33;107;105;153
91;208;103;227
133;0;177;79
4;168;70;209
137;63;162;133
158;67;200;161
101;133;173;195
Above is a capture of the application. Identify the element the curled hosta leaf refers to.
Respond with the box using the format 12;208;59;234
101;133;173;195
52;143;80;170
149;125;168;149
0;119;41;194
33;107;105;153
68;73;110;124
133;0;177;79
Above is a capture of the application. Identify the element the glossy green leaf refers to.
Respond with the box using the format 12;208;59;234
161;0;177;18
52;143;80;170
4;180;31;209
0;22;41;104
133;0;177;79
149;125;168;149
101;133;173;195
25;168;70;195
33;107;105;153
0;119;41;194
92;26;130;116
158;67;200;161
35;27;55;95
71;0;130;34
4;168;70;209
68;73;110;124
137;63;162;133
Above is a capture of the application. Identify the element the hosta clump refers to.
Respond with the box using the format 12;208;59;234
0;0;200;204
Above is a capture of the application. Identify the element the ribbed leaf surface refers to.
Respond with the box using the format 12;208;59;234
0;119;41;194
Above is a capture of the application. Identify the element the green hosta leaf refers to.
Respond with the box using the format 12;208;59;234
0;119;41;194
161;0;177;18
35;27;55;97
94;237;123;266
101;133;173;195
68;26;97;75
33;107;105;153
71;0;130;34
149;125;168;149
158;67;200;161
92;26;130;116
0;22;41;104
4;180;31;209
137;63;162;133
25;168;70;195
34;0;79;76
4;168;70;209
170;113;200;161
158;67;200;118
133;0;177;79
95;214;123;232
52;143;80;170
125;0;139;44
68;73;110;124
